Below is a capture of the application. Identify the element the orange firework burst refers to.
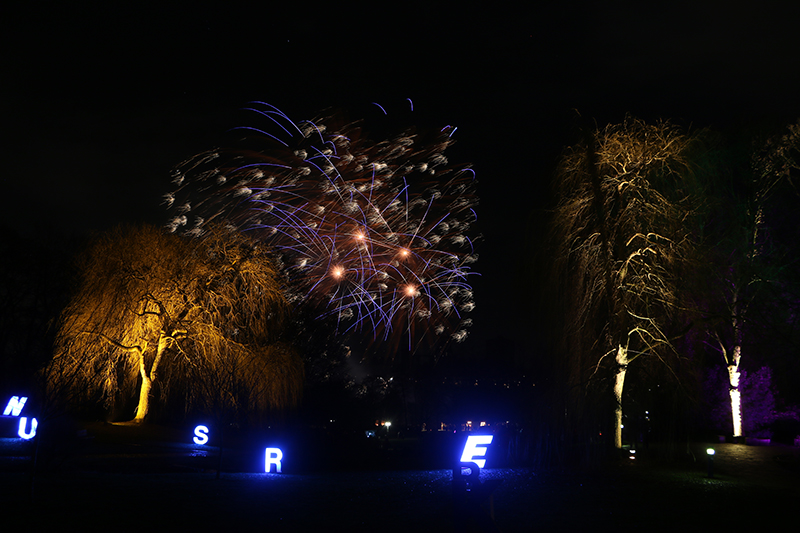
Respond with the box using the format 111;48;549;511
167;102;478;349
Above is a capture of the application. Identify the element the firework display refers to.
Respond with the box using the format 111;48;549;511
166;102;478;348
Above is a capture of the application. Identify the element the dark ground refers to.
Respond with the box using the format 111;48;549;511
2;423;799;532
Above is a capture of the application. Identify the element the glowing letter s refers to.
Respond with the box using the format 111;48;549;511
4;396;27;416
193;425;209;445
460;435;493;469
265;447;283;473
18;417;37;439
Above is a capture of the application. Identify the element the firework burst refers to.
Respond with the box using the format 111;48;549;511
167;102;478;350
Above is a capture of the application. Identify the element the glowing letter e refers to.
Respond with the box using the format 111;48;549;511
460;435;493;469
265;447;283;473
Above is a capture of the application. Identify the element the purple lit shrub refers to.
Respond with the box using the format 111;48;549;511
742;367;777;439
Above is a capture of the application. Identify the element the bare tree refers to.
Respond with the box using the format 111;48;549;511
552;116;699;449
706;119;800;438
47;225;302;423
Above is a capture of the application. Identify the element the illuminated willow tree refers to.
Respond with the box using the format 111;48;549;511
706;120;800;438
552;117;699;449
48;225;303;423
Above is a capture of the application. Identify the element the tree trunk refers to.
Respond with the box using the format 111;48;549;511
133;375;152;422
614;345;629;449
728;289;743;438
132;335;169;423
728;345;742;438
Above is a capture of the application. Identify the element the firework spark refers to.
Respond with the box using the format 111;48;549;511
167;102;478;349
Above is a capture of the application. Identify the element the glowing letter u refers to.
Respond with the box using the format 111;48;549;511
18;417;37;439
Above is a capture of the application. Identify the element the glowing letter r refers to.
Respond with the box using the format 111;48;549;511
265;447;283;473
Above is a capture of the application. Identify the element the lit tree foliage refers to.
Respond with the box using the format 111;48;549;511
47;225;302;423
552;116;699;448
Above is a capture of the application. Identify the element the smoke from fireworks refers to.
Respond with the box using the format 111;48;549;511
166;102;478;349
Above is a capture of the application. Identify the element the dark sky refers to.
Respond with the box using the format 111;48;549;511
3;2;800;360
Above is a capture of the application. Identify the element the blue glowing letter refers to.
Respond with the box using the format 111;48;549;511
265;447;283;473
460;435;493;469
18;417;37;439
193;425;209;445
4;396;27;416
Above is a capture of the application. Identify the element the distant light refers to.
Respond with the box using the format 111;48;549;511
460;435;493;469
265;448;283;473
706;448;715;456
18;417;37;439
193;425;209;445
384;421;392;428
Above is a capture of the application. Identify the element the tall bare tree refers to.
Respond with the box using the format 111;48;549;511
552;116;699;449
706;119;800;438
47;225;303;423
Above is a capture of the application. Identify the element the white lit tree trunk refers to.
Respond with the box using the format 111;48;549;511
613;345;629;449
715;305;744;439
727;345;742;438
727;293;744;438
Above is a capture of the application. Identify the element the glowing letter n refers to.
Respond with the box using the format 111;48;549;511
460;435;493;469
265;447;283;473
4;396;27;416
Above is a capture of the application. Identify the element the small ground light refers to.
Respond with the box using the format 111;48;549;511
706;448;715;478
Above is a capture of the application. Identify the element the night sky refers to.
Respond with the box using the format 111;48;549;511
3;2;800;364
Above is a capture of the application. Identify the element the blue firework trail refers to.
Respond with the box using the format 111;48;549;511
166;102;479;350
